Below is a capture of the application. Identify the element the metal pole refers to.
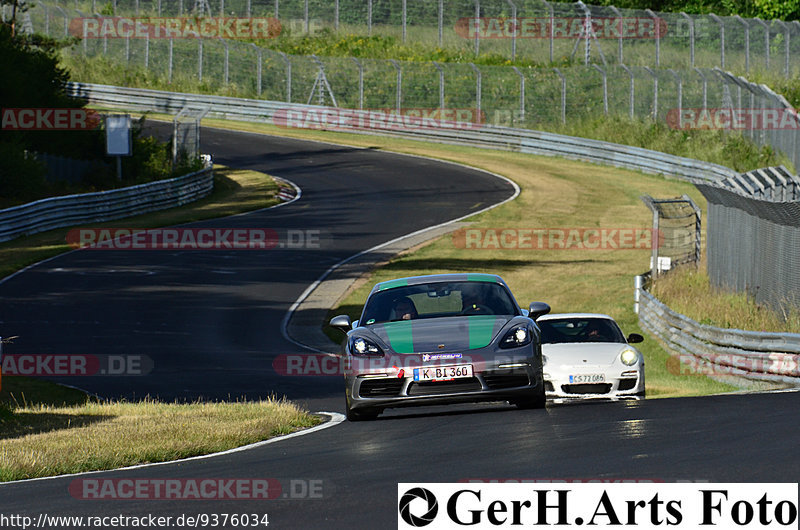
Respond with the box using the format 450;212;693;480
256;47;262;96
734;15;749;73
645;9;660;67
644;67;658;119
368;0;372;36
402;0;407;43
474;0;480;57
609;5;623;64
389;59;402;113
198;39;203;82
168;38;173;82
592;64;607;115
335;0;339;31
668;69;682;118
554;68;566;125
620;64;634;118
679;13;694;67
469;63;481;118
438;0;443;47
709;14;724;68
274;0;278;18
352;58;364;109
222;38;229;85
754;18;769;70
776;21;790;77
506;0;517;61
695;67;708;109
278;52;291;102
542;0;553;63
433;62;445;110
577;1;590;65
304;0;308;33
512;66;525;122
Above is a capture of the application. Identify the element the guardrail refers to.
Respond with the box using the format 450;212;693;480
67;82;738;186
636;276;800;385
0;166;213;243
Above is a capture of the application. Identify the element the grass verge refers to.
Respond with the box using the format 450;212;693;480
650;260;800;332
0;383;321;481
0;164;324;482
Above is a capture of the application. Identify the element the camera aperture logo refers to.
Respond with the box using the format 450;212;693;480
399;487;439;527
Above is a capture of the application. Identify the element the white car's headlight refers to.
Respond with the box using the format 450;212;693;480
620;348;639;366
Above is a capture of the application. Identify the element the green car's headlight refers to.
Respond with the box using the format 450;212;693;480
620;348;639;366
500;325;533;349
349;337;383;356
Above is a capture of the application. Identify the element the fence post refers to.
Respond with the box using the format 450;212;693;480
402;0;407;43
753;18;769;70
469;63;482;119
221;38;229;85
680;12;694;67
620;64;634;119
433;62;445;110
592;64;608;115
125;35;130;62
645;9;660;67
644;67;658;119
512;66;525;121
541;0;553;63
389;59;402;113
352;58;364;109
43;4;49;35
278;51;291;102
246;0;250;17
304;0;308;34
274;0;278;18
668;69;682;118
776;20;790;78
335;0;339;31
198;39;203;82
167;37;173;82
709;14;724;68
254;45;262;96
438;0;443;47
474;0;480;57
506;0;517;61
368;0;372;36
734;15;749;73
695;67;708;109
553;68;566;125
609;5;623;64
577;1;591;65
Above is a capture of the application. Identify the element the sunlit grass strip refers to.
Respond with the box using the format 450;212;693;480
650;261;800;333
0;397;321;482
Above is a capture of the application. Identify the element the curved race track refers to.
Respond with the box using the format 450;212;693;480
1;127;798;529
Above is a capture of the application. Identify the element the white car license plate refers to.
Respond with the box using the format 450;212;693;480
570;373;605;383
414;364;473;382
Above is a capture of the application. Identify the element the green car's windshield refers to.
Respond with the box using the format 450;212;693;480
361;281;518;324
538;318;626;344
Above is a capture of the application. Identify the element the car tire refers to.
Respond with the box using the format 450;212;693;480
514;373;547;410
345;399;380;421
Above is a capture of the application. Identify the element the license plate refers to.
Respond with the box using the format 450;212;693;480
569;373;605;383
413;364;473;382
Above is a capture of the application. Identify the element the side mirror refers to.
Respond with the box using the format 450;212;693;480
528;302;551;321
329;314;352;333
626;333;644;344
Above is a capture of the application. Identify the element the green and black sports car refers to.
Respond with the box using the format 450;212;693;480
329;273;551;421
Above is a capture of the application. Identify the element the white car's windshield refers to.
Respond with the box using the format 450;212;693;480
539;318;626;344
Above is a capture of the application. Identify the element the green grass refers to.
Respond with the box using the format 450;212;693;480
0;386;320;481
651;261;800;332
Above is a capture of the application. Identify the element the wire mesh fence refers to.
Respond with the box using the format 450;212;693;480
19;0;800;76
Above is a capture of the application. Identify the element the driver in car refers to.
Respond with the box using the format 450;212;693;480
392;297;418;321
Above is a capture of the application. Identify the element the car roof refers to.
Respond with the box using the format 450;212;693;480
371;273;505;293
538;313;616;322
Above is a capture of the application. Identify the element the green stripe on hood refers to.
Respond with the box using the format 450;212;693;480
383;320;414;354
376;316;505;353
468;315;498;349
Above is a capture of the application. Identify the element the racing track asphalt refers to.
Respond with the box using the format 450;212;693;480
1;126;798;529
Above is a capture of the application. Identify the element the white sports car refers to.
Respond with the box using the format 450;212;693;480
537;313;645;401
